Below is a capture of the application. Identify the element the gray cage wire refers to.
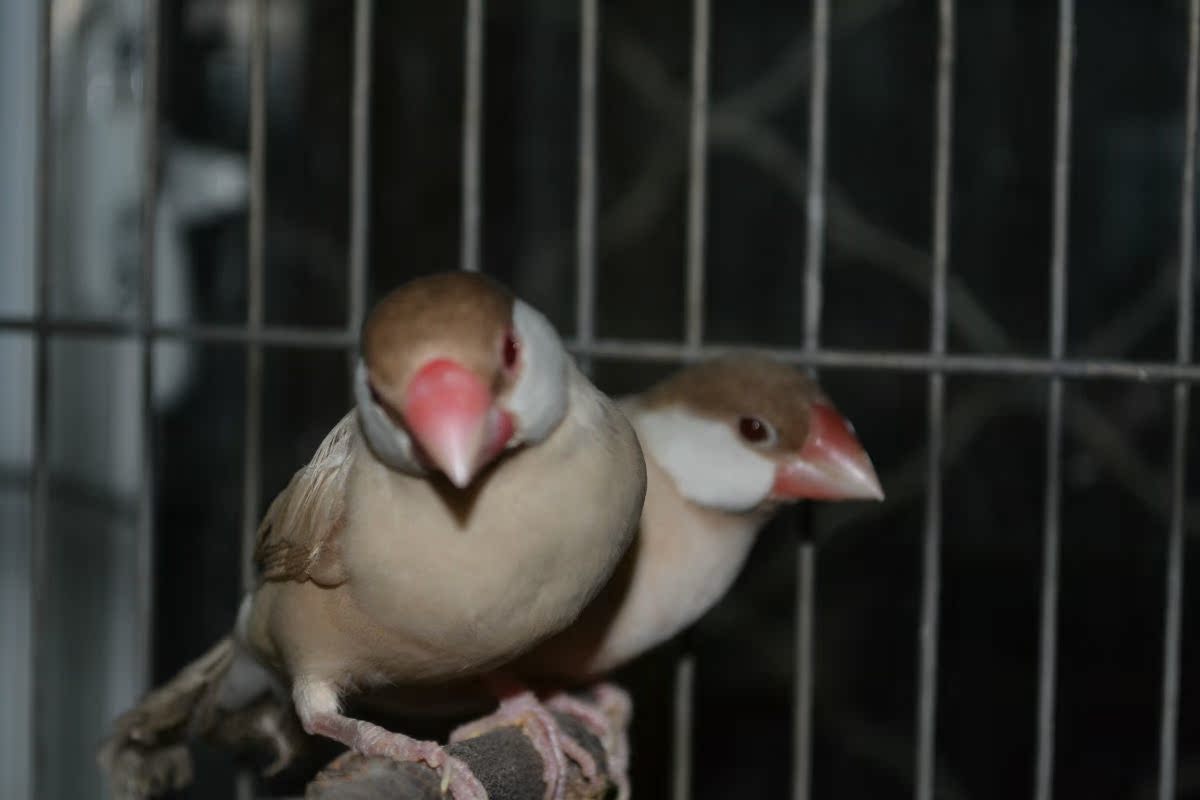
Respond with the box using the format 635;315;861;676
2;0;1199;798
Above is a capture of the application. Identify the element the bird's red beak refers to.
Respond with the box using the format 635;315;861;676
771;403;884;501
403;358;514;488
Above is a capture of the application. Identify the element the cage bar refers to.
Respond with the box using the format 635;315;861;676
347;0;374;354
793;0;831;796
28;0;53;795
575;0;598;373
7;315;1200;382
461;0;485;274
683;0;710;350
136;0;161;695
1157;1;1200;797
802;0;830;352
241;0;268;601
672;652;697;800
673;1;712;796
1034;2;1074;798
915;2;954;798
792;507;819;800
236;6;270;796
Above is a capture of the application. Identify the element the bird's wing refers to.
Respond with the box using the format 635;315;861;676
254;410;358;586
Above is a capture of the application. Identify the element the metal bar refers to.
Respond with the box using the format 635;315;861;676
915;2;954;798
0;318;356;346
236;7;269;796
674;3;711;796
793;1;830;796
793;506;818;800
683;0;710;349
1157;1;1200;797
802;0;830;352
460;0;484;273
137;0;161;696
347;0;374;354
575;0;598;373
8;316;1200;382
1035;2;1074;798
242;0;268;598
28;0;53;792
672;652;696;800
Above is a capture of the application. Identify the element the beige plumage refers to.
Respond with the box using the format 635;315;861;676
99;272;646;800
516;355;883;683
101;351;878;799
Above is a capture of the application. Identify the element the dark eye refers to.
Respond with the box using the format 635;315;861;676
738;416;772;444
502;330;520;370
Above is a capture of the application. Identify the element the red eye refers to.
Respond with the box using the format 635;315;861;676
738;416;770;443
502;331;519;370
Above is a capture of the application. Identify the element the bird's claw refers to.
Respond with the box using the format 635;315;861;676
450;690;600;800
545;683;633;800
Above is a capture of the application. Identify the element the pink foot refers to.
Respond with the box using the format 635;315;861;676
546;683;633;800
303;708;487;800
363;731;486;800
450;690;599;800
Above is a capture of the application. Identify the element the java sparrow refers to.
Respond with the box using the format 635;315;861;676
98;271;647;800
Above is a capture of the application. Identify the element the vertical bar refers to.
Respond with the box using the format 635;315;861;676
674;3;710;798
575;0;599;373
793;0;830;797
241;0;268;596
348;0;374;353
793;506;818;800
460;0;485;273
915;2;954;799
237;6;269;797
672;652;696;800
683;0;710;350
802;0;830;353
1035;2;1074;799
29;0;52;794
1157;2;1199;797
137;0;162;693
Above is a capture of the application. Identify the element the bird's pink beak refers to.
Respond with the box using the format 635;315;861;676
403;358;514;488
771;403;884;501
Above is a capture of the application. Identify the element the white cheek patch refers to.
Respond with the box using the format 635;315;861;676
636;408;776;512
507;299;568;444
353;360;427;476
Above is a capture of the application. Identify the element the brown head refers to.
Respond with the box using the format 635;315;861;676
354;272;569;487
633;355;883;512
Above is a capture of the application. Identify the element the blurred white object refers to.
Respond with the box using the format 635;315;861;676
0;1;246;799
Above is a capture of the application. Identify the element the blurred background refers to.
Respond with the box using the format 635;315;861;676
3;0;1200;797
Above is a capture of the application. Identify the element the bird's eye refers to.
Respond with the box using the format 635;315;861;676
502;330;520;370
738;416;774;445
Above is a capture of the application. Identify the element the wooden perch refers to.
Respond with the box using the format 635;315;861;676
305;712;616;800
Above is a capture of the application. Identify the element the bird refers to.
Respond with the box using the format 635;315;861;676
518;354;883;683
468;354;884;796
100;352;880;798
289;355;884;796
98;271;648;800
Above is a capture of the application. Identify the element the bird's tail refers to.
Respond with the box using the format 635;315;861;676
97;631;302;800
97;635;238;798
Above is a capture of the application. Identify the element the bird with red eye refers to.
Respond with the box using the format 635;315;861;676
738;415;773;445
502;329;520;373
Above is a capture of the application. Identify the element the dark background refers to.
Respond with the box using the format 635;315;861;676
143;0;1200;797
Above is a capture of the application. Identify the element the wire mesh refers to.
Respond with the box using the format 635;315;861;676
1033;2;1075;798
794;0;831;796
914;2;954;798
1158;1;1200;798
16;1;1200;799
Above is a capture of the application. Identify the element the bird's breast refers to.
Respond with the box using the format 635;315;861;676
337;420;640;680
